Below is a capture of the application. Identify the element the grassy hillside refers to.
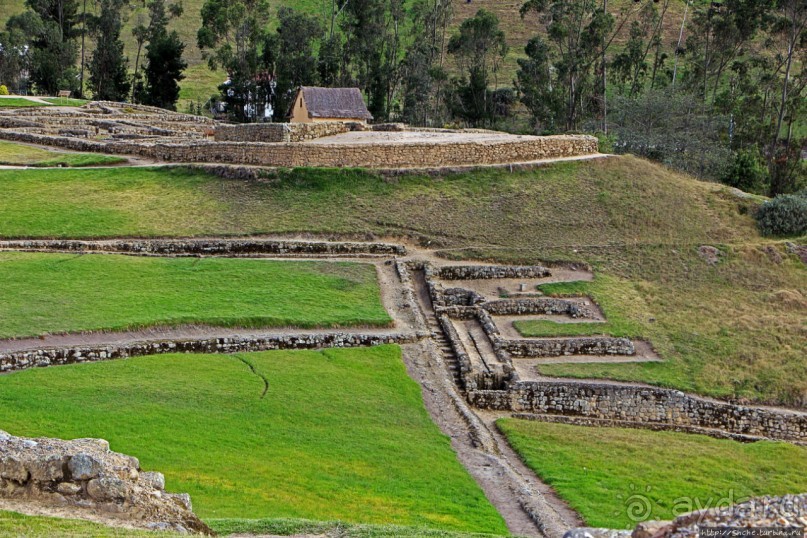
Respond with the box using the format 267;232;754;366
0;346;508;533
0;157;804;405
0;253;391;338
497;419;807;529
0;0;692;110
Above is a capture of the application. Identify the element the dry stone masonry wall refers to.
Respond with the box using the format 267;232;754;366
500;337;636;358
470;382;807;442
0;126;598;169
0;332;422;374
215;122;350;143
415;261;807;443
0;430;211;534
0;239;406;258
483;298;598;318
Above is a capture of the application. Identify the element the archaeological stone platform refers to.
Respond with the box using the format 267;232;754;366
0;102;599;169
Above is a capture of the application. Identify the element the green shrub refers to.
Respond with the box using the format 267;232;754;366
755;192;807;236
0;85;8;96
723;148;769;193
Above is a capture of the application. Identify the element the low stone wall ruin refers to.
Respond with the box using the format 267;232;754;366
0;130;598;169
0;332;422;374
483;298;598;318
0;430;210;533
0;239;406;257
215;122;350;143
500;336;635;358
470;382;807;442
436;265;553;280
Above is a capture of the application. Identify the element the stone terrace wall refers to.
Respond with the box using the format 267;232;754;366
215;122;350;143
469;381;807;442
483;298;598;318
500;336;635;357
0;332;422;374
0;130;597;169
436;265;552;280
0;239;406;257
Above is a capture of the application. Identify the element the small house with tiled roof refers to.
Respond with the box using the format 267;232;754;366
288;87;373;124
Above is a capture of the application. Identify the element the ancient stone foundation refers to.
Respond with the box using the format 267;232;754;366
470;382;807;442
215;121;350;143
0;332;422;374
0;129;598;169
0;238;406;258
0;430;211;534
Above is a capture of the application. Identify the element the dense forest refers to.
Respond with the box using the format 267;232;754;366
0;0;804;194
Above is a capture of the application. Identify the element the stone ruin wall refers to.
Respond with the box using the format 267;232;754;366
0;239;406;258
0;333;421;375
469;382;807;442
0;130;598;169
0;431;210;534
415;261;807;443
215;121;350;143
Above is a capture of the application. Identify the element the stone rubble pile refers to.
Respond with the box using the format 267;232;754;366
0;430;212;534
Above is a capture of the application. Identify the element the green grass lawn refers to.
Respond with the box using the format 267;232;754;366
0;97;49;108
0;511;167;537
0;158;804;405
497;419;807;529
0;140;127;167
0;253;391;338
0;346;508;534
40;97;90;107
513;276;651;339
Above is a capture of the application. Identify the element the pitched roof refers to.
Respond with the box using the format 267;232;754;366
298;87;373;120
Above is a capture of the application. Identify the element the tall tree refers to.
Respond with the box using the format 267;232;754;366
339;0;404;119
15;0;80;94
131;0;182;101
401;0;453;126
1;12;39;93
516;36;562;132
141;30;186;110
197;0;271;121
520;0;614;132
88;0;130;101
266;8;321;120
684;0;772;103
447;8;507;127
766;0;807;195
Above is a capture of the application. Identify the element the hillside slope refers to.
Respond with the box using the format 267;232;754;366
0;155;804;405
0;0;691;109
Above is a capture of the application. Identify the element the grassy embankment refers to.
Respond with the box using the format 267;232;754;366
0;253;391;338
0;346;509;534
0;140;126;167
0;157;803;403
497;419;807;529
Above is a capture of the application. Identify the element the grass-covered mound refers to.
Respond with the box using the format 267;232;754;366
497;419;807;530
0;253;391;338
0;346;507;534
0;140;126;167
0;157;803;404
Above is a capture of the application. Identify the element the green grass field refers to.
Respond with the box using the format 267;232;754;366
40;97;90;107
0;253;391;338
497;419;807;529
0;346;508;534
0;140;127;167
0;97;48;107
513;277;650;339
0;158;804;404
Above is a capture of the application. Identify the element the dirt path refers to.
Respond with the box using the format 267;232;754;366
404;270;583;538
